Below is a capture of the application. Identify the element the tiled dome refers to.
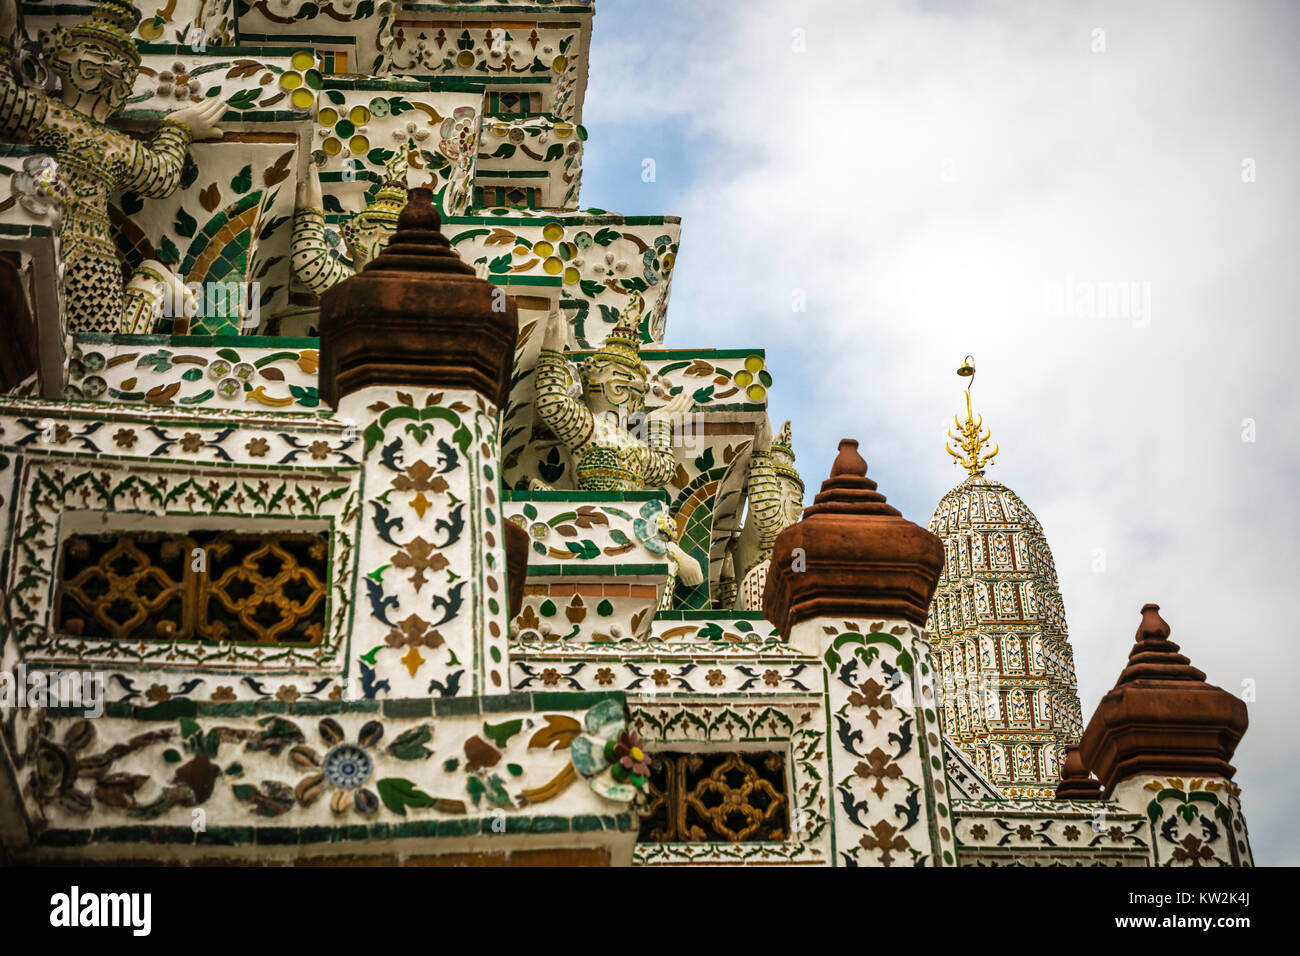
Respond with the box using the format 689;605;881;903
927;474;1083;798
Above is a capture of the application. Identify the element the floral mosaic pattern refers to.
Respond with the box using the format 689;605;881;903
129;0;237;46
512;612;779;653
953;799;1150;866
943;737;1002;801
506;495;662;563
107;138;296;334
512;584;663;645
1129;776;1254;867
477;115;585;210
3;696;639;838
512;642;819;695
649;615;782;644
0;151;67;222
383;22;589;122
309;87;482;218
124;53;300;118
446;217;681;345
234;3;398;76
342;386;508;700
67;338;321;409
801;617;957;867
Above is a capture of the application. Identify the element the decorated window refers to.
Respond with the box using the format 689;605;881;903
983;684;1001;721
317;50;350;75
991;532;1011;567
995;580;1018;618
476;185;540;209
1014;744;1036;778
1030;634;1045;669
56;530;328;645
1003;634;1024;671
1009;688;1029;722
639;751;790;843
485;91;543;117
990;745;1007;776
1043;744;1059;779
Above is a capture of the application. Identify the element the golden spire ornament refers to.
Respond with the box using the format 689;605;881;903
946;355;998;477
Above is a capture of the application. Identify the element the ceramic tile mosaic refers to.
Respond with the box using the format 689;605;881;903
0;0;1256;869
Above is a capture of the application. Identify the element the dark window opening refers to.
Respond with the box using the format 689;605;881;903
638;750;789;843
57;530;328;645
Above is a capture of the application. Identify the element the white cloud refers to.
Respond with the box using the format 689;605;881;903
586;0;1300;861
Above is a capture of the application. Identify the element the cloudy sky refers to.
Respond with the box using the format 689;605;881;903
580;0;1300;864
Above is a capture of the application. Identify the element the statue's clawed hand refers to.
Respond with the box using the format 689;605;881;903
296;162;324;211
540;303;568;352
649;388;693;423
668;542;704;586
170;97;226;141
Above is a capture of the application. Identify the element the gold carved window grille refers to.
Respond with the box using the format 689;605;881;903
638;751;790;843
56;531;328;645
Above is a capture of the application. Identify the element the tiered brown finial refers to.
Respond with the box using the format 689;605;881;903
1054;744;1102;800
763;439;944;633
1078;604;1248;796
1113;603;1207;684
318;187;519;408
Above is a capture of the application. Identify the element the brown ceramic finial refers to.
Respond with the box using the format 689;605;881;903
1078;603;1248;795
1138;603;1167;638
362;187;471;278
318;191;518;408
830;439;867;477
395;186;439;231
763;439;944;631
803;439;900;519
1114;603;1206;685
1054;744;1102;800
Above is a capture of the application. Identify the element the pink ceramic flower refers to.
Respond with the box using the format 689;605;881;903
612;730;651;779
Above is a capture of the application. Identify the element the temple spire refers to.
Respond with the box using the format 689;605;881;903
945;355;998;477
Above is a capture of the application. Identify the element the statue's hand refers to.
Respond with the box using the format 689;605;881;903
170;98;225;141
648;388;693;423
668;542;704;587
754;415;773;453
296;162;324;211
540;304;567;352
126;259;196;322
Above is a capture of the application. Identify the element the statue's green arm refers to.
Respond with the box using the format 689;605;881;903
0;62;47;142
534;348;595;451
291;205;353;296
291;168;352;295
117;119;194;197
638;417;677;489
747;447;785;552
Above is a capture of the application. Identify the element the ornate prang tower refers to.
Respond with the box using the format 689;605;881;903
926;358;1083;797
0;1;1256;869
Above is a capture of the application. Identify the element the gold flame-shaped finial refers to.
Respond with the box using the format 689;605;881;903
945;355;998;477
